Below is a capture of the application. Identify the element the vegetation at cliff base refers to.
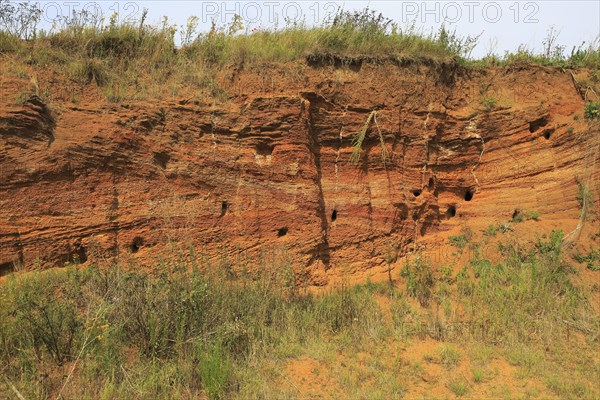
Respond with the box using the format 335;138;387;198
1;231;598;399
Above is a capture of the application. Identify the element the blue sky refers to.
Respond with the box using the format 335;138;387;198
36;1;600;58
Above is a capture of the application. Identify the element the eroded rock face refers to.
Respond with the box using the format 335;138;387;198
1;61;598;283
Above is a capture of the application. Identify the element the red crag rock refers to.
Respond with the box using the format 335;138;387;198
1;61;598;284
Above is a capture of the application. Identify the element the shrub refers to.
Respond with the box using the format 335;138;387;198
574;248;600;271
584;101;600;120
2;269;85;366
401;254;434;307
0;0;41;39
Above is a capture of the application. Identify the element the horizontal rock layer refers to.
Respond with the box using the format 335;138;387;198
1;61;598;284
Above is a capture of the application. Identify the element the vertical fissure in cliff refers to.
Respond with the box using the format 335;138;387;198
303;96;331;268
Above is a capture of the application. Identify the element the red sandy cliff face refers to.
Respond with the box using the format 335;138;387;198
1;60;598;284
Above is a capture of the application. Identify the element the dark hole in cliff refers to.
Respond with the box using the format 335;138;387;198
278;227;288;237
331;209;337;222
529;116;548;133
347;59;363;72
428;178;435;189
221;201;228;216
256;142;274;156
396;203;409;220
464;190;474;202
76;247;87;264
412;212;419;221
72;241;88;264
130;237;144;253
413;189;422;197
512;209;522;219
543;129;552;139
446;205;457;218
0;261;14;277
153;152;171;169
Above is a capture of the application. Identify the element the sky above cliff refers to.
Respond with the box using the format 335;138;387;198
36;0;599;58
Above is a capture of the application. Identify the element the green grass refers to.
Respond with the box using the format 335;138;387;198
400;254;434;307
1;6;599;104
438;344;460;369
0;258;385;398
574;247;600;271
449;235;468;249
447;378;470;396
511;210;541;223
0;231;598;398
483;224;497;237
472;368;484;383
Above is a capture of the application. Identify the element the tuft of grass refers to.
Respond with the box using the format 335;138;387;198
483;224;497;237
197;341;231;400
546;376;592;399
449;235;468;249
438;344;460;369
350;110;389;165
478;81;499;111
447;378;470;396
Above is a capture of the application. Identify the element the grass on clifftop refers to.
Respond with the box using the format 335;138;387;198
0;6;480;102
1;3;599;103
0;6;479;63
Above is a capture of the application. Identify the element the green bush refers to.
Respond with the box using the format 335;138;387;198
584;101;600;120
2;268;85;366
401;254;434;307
